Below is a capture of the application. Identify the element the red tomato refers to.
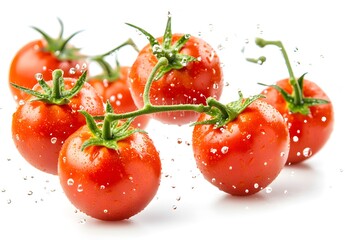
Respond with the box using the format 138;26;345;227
260;79;334;164
192;100;289;196
88;66;150;129
9;39;87;103
129;34;223;125
58;124;161;221
12;78;104;175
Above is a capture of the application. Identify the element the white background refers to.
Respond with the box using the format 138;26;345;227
0;0;344;239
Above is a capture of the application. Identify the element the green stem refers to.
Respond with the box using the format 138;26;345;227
255;37;304;105
51;70;63;99
95;38;139;57
143;57;169;105
88;38;139;81
207;98;229;119
102;115;113;140
94;57;211;122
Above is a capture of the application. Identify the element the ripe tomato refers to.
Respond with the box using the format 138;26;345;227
260;79;334;164
192;100;289;196
58;124;161;221
128;19;223;125
88;66;150;129
9;20;86;103
12;72;104;175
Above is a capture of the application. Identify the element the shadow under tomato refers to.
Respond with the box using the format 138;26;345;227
213;160;324;213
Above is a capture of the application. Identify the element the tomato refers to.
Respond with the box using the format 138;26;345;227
192;100;289;196
252;37;334;164
260;79;334;164
9;20;86;103
88;66;150;129
128;17;223;125
12;71;104;175
58;124;161;221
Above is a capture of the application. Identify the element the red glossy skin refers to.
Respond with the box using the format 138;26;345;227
88;67;150;129
58;125;161;221
192;100;289;196
128;34;223;125
12;79;104;175
261;79;334;164
9;39;87;103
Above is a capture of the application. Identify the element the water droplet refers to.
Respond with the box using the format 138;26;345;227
265;187;272;193
100;185;105;190
172;205;177;210
79;218;86;224
181;57;188;66
211;178;216;183
292;136;299;142
303;147;312;157
213;83;219;89
67;178;74;186
254;183;259;189
176;196;181;201
221;146;229;154
1;188;6;193
69;68;76;75
229;166;233;170
35;73;43;81
77;184;83;192
18;100;25;106
210;148;217;154
27;190;33;196
7;199;12;204
51;137;57;144
103;209;108;213
245;189;249;193
321;116;327;122
177;138;182;144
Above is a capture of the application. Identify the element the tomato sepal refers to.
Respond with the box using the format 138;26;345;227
79;103;146;151
192;92;264;128
31;18;84;61
259;74;329;115
126;14;198;80
11;69;87;105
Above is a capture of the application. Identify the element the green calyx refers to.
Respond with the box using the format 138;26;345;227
126;14;198;80
80;102;145;151
254;37;329;115
32;18;83;60
88;38;139;82
258;74;329;115
192;91;264;128
11;69;87;105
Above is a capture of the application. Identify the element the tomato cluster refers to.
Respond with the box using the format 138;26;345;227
9;16;333;221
